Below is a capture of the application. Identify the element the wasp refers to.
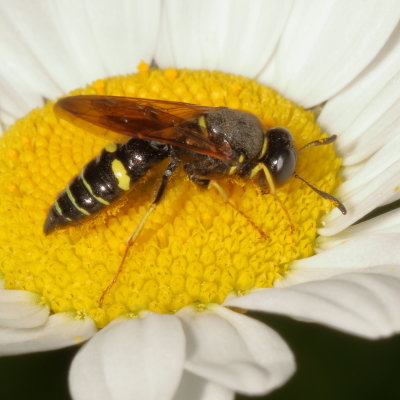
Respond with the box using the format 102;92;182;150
44;95;346;304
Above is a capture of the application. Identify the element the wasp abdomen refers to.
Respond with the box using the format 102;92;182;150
44;139;169;234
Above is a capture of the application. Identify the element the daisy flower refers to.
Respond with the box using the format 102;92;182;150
1;1;400;399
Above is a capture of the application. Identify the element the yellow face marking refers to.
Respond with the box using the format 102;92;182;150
198;115;208;136
112;159;131;190
81;171;110;205
66;187;91;216
238;155;245;163
228;166;238;175
258;135;268;159
105;143;118;153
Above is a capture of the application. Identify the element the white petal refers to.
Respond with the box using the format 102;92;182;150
0;0;161;118
75;0;161;77
320;133;400;235
260;0;400;107
227;270;400;338
173;371;234;400
0;289;49;328
0;107;15;133
178;305;295;396
319;24;400;165
0;312;96;356
319;208;400;250
0;1;60;116
0;54;46;119
295;234;400;270
155;0;293;77
276;265;400;288
69;313;185;400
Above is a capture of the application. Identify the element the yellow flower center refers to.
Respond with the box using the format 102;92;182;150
0;67;342;328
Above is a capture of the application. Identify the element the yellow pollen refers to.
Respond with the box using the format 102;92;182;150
164;68;178;81
137;60;149;74
0;69;342;328
93;79;105;94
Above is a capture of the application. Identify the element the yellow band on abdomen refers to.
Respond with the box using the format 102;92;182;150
111;159;131;190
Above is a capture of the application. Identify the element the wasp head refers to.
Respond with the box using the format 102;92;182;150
260;127;297;185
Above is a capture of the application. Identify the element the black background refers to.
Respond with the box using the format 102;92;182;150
1;312;400;400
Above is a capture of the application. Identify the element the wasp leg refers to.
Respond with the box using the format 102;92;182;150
209;180;269;238
184;157;228;182
187;173;211;187
99;159;179;307
251;163;295;232
185;167;268;239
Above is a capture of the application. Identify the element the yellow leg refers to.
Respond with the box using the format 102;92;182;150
99;203;157;307
251;163;295;232
99;160;178;307
208;180;268;239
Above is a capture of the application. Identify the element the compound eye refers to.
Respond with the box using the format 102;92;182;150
268;149;296;184
264;127;297;185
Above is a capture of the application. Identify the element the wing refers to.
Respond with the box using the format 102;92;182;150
55;95;233;159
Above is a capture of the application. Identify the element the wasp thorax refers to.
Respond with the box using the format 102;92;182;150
205;108;265;160
262;127;297;185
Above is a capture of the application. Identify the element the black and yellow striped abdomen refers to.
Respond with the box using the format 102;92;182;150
44;139;169;234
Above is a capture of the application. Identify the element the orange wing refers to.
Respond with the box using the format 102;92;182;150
55;95;233;159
